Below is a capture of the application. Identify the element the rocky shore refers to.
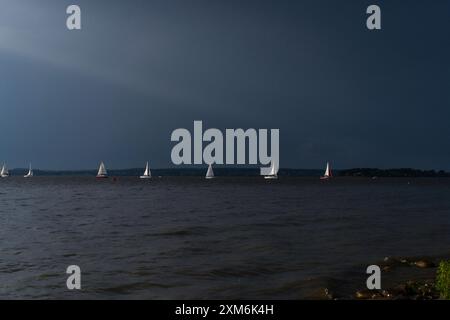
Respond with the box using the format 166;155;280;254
312;256;445;300
355;256;440;300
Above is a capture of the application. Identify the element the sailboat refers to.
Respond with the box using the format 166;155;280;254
96;161;108;179
205;164;215;179
320;162;332;180
264;162;278;179
140;161;151;179
1;163;9;177
24;164;33;178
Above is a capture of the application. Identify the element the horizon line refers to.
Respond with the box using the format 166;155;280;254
4;167;449;172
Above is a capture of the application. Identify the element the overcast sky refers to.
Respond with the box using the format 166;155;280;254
0;0;449;170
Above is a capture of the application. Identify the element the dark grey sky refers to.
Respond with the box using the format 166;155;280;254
0;0;449;170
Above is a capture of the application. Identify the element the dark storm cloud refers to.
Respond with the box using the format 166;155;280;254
0;0;449;170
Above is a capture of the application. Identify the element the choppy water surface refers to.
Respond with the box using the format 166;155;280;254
0;177;450;299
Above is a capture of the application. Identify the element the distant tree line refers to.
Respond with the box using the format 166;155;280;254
7;167;450;177
338;168;450;178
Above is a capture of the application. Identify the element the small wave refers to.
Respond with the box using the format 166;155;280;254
208;265;283;278
97;281;179;294
37;273;60;280
146;226;207;237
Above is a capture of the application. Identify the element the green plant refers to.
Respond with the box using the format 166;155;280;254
436;260;450;299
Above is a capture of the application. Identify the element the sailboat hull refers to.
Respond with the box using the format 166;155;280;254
264;175;278;179
320;176;331;180
96;175;108;179
140;175;151;179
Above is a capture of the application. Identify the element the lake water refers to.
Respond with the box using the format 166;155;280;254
0;177;449;299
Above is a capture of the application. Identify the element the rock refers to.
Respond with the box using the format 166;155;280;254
308;287;335;300
414;259;435;268
381;289;393;298
355;289;382;300
382;286;404;298
382;265;392;272
355;290;371;299
393;284;407;294
381;256;404;269
324;288;334;300
384;256;401;264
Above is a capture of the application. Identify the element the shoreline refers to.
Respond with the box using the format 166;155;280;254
1;167;449;178
311;254;448;300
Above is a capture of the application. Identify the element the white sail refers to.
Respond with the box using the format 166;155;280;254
24;164;33;177
264;161;278;179
269;162;278;176
1;164;8;177
324;162;331;177
97;162;108;177
144;162;150;176
205;164;214;179
140;161;151;178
